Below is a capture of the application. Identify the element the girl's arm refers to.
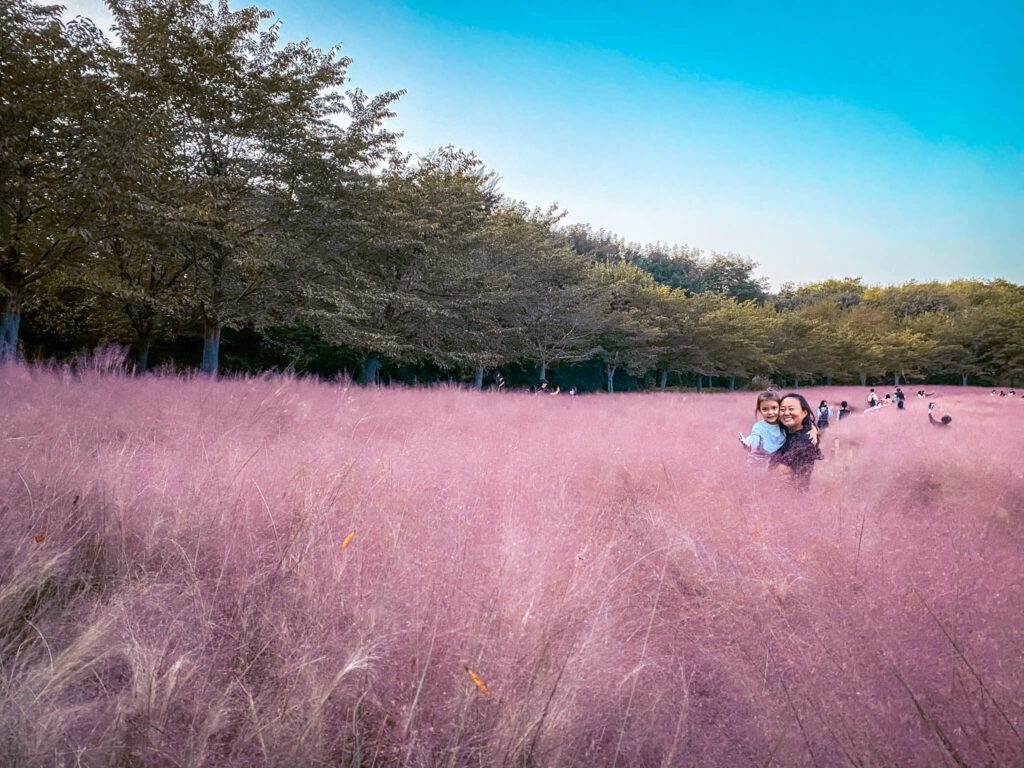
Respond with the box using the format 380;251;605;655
740;426;763;452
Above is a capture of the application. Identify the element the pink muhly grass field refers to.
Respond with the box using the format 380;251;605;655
2;362;1023;767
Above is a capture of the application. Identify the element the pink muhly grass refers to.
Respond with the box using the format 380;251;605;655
1;363;1022;766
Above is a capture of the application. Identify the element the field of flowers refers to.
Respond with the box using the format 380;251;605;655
2;362;1022;767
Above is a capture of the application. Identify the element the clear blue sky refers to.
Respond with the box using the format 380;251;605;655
65;0;1024;288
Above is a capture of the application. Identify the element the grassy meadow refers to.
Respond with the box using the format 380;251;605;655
2;362;1023;767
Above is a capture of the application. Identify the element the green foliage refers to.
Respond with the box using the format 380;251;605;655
4;0;1021;389
1;1;116;358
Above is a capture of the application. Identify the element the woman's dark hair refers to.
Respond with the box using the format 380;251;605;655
818;400;828;408
781;393;815;431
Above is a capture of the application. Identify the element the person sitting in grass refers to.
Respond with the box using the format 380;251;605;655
928;402;952;426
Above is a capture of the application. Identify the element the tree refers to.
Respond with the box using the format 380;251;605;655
913;310;986;386
786;277;866;310
314;148;501;383
425;203;537;387
1;3;114;360
73;83;194;372
866;281;957;320
636;245;768;301
648;288;706;391
502;212;605;383
108;0;383;375
590;262;663;393
559;223;639;263
701;298;779;389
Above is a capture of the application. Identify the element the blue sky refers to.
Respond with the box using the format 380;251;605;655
64;0;1023;288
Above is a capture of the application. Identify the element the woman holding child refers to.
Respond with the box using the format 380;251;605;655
740;391;823;487
770;393;823;488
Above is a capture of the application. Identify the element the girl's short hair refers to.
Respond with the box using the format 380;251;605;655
755;390;781;416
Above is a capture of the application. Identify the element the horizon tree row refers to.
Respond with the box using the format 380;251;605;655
4;1;1023;389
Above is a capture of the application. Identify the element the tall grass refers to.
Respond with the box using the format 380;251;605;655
2;362;1022;766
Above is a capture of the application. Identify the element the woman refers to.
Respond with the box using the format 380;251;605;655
815;399;830;430
769;393;823;488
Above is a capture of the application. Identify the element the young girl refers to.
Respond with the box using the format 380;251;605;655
738;391;786;465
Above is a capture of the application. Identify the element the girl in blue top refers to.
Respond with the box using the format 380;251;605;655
738;391;786;465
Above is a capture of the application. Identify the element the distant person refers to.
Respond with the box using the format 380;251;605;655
738;391;785;466
816;399;831;430
568;386;578;396
928;402;952;426
1010;389;1017;396
837;400;851;421
868;388;878;408
895;387;905;410
769;393;824;489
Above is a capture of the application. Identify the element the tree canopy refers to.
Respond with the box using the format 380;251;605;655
4;0;1022;390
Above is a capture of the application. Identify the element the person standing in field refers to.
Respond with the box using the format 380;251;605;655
816;400;831;430
868;388;879;408
770;393;823;488
837;400;851;421
738;391;785;466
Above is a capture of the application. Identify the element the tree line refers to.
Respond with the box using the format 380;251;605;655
3;0;1022;391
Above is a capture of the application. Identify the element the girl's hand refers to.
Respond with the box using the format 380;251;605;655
808;425;819;446
738;432;750;450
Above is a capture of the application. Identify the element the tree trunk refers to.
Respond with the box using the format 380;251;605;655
134;334;152;374
859;372;867;386
962;372;969;386
894;372;901;386
539;360;548;382
360;356;380;385
794;376;800;388
729;375;736;391
473;365;484;390
659;369;668;392
0;281;21;363
200;323;221;376
826;375;833;386
696;374;703;393
606;364;616;394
